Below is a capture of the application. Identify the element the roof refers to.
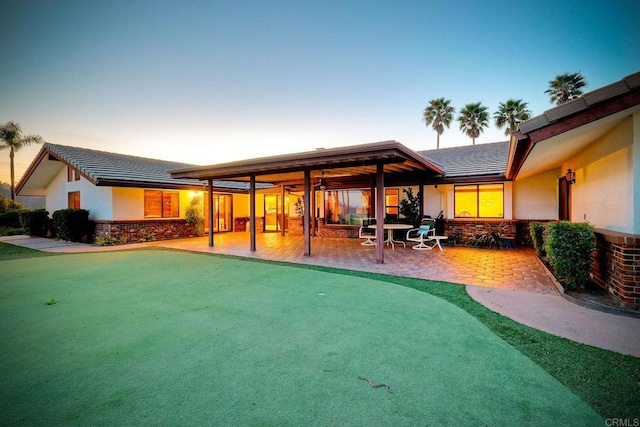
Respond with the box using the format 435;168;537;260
17;143;263;194
170;140;445;186
507;71;640;179
417;141;509;180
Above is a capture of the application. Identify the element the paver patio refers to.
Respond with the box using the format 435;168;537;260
154;232;558;294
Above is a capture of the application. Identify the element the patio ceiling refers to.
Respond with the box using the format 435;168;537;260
170;140;445;186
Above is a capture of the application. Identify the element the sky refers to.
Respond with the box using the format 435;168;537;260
1;0;640;184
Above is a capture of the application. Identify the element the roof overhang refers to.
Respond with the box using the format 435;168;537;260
170;140;445;187
506;72;640;180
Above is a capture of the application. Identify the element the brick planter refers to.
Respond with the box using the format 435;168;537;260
593;230;640;309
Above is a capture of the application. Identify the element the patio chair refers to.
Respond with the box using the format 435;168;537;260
358;218;378;246
406;218;437;250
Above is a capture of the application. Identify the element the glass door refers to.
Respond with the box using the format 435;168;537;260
264;194;288;232
212;194;232;232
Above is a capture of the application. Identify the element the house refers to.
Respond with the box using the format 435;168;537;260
15;143;272;241
17;71;640;307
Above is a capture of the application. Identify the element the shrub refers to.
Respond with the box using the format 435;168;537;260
544;221;596;290
20;209;50;237
0;226;24;236
0;211;22;228
0;195;25;213
399;187;422;227
185;195;205;236
467;225;502;248
52;209;94;243
529;222;547;258
95;235;118;246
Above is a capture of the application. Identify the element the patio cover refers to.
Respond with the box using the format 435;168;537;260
171;140;445;264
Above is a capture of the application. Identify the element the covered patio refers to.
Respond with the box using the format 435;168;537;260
170;141;445;264
153;233;558;294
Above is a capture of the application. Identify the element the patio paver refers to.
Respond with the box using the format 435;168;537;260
153;233;559;294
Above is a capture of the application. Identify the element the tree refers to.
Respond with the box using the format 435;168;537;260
494;99;532;136
457;102;489;145
422;98;455;149
0;121;44;200
545;72;587;105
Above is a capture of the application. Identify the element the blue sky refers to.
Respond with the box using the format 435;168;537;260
2;0;639;183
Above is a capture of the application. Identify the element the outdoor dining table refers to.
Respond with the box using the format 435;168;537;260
382;223;413;249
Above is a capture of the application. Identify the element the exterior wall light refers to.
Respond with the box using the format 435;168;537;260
565;169;576;185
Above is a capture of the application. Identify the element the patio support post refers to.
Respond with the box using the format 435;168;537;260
281;184;286;237
250;174;256;252
376;163;385;264
207;179;214;247
304;169;311;256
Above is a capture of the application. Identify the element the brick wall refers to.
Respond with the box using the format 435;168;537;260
95;219;199;242
593;230;640;308
443;220;517;245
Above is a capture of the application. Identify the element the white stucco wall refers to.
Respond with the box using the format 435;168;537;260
422;185;443;218
566;116;635;232
513;169;558;220
43;168;113;220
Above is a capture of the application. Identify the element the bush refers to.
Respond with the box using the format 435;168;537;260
544;221;596;290
185;195;205;236
529;222;547;258
0;195;25;213
52;209;94;243
20;209;50;237
0;211;22;228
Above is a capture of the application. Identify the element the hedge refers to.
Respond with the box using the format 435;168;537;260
52;209;95;243
529;222;547;258
19;210;50;237
544;221;596;290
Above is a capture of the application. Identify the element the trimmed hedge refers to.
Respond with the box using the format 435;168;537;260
19;210;50;237
529;222;547;258
52;209;95;243
0;211;22;228
544;221;595;290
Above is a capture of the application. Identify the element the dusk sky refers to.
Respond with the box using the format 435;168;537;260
2;0;640;184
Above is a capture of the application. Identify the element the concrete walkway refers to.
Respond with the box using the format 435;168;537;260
2;234;639;357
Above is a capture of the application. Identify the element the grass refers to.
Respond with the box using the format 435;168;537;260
1;244;638;424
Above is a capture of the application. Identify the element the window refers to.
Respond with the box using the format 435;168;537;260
324;189;371;225
454;184;503;218
144;190;179;218
68;191;80;209
67;166;80;182
385;189;399;219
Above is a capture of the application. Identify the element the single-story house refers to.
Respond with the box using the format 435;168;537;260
17;71;640;307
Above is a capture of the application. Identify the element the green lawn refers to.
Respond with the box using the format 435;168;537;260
0;244;637;425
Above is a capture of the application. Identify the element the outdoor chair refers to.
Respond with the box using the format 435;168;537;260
358;218;378;246
406;218;437;250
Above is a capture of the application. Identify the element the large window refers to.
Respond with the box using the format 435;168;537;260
325;189;371;225
454;184;504;218
144;190;179;218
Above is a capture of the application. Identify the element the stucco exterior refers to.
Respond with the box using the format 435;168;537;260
566;115;636;233
513;169;558;221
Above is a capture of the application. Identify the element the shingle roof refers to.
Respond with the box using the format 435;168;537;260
417;141;509;178
39;143;261;191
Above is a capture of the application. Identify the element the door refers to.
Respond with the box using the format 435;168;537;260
264;194;288;232
209;194;232;232
558;176;570;220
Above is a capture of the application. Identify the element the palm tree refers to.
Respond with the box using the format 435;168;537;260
0;121;44;200
457;102;489;145
545;72;587;105
422;98;455;149
494;99;532;136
